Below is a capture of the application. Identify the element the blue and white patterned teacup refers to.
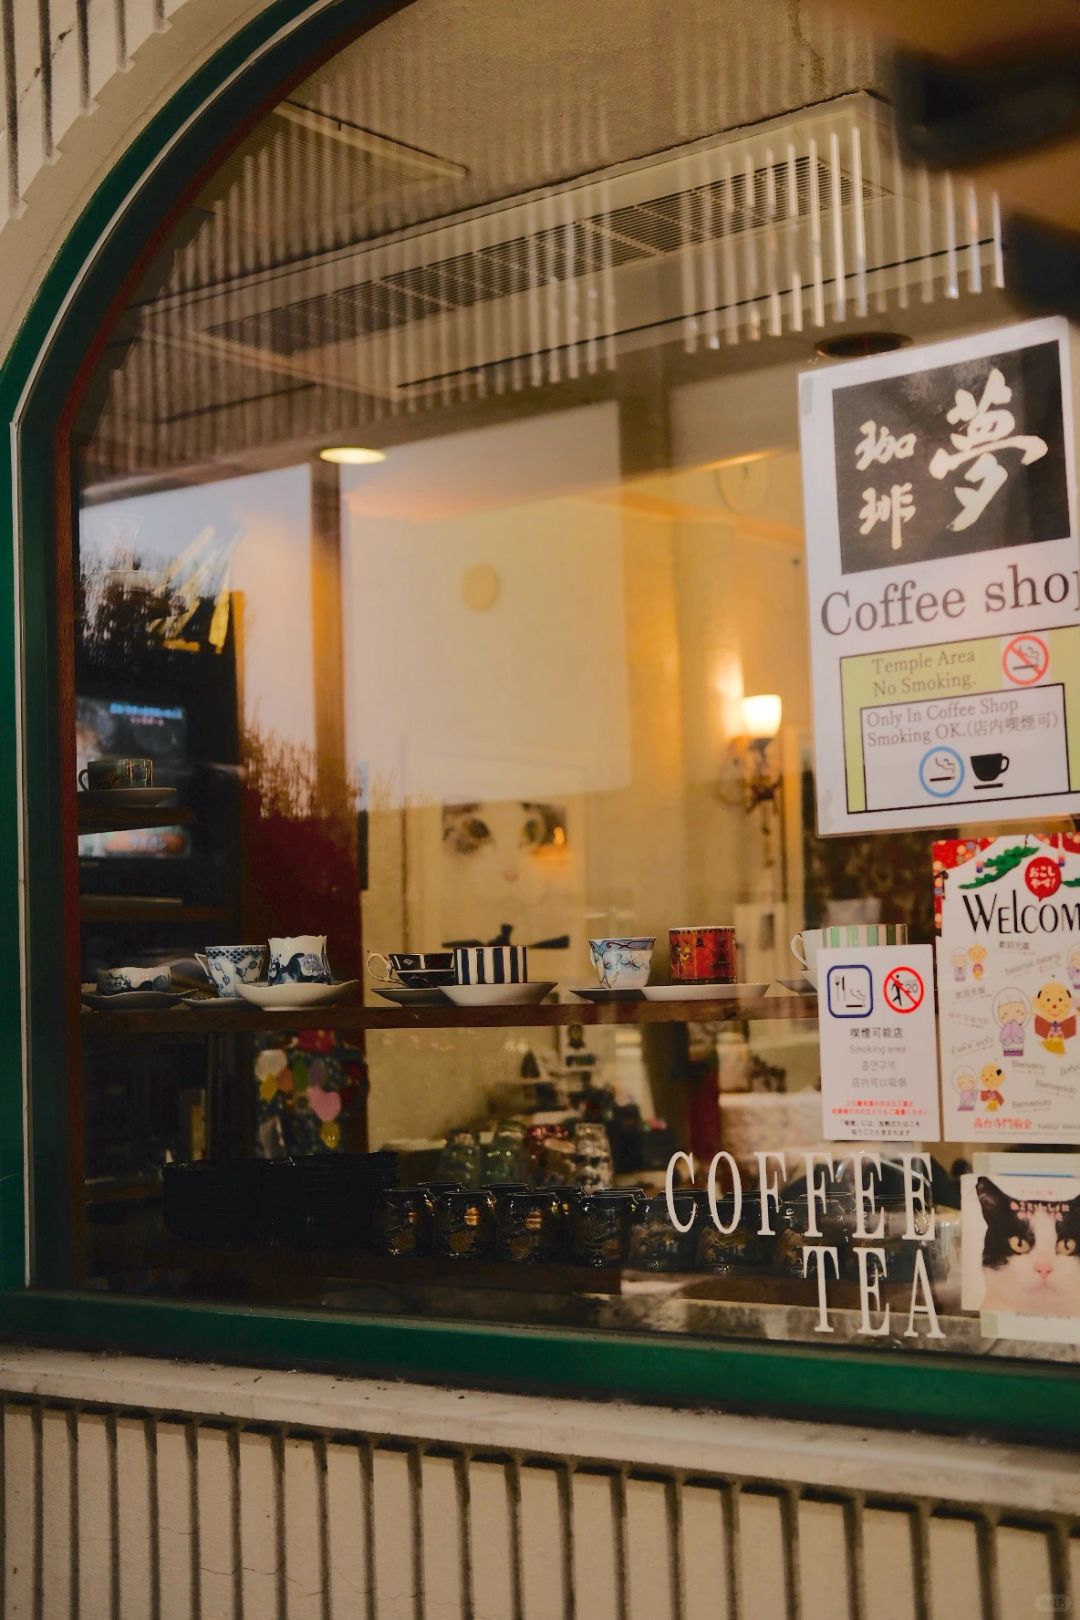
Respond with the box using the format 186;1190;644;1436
268;934;331;986
196;944;268;999
588;937;655;990
96;964;172;996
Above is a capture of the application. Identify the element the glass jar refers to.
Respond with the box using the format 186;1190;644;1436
431;1189;496;1261
371;1189;434;1258
494;1190;562;1264
436;1130;480;1187
568;1188;639;1267
628;1190;702;1272
571;1122;613;1190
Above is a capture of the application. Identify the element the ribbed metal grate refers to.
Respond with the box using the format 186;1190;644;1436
0;1393;1076;1618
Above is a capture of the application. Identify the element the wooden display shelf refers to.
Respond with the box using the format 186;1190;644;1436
88;1232;609;1295
80;991;818;1043
79;897;226;924
84;1232;909;1311
78;806;195;835
84;1175;163;1206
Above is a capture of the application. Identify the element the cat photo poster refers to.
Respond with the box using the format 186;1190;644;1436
961;1154;1080;1345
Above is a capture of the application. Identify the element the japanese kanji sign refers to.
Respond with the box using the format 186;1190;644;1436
800;318;1080;834
818;945;940;1141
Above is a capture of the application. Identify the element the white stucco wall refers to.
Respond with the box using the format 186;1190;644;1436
0;0;281;356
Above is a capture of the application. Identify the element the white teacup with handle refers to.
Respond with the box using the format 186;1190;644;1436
790;923;908;989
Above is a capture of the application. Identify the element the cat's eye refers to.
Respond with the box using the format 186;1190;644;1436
1008;1235;1031;1254
1057;1236;1077;1255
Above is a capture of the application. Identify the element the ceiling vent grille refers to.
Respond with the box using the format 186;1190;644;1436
206;155;878;358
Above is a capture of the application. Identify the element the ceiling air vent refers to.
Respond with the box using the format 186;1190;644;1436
164;93;993;401
205;154;878;360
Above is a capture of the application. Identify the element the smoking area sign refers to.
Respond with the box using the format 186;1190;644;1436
800;317;1080;834
819;946;940;1141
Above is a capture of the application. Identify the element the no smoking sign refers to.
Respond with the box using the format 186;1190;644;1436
1003;634;1049;686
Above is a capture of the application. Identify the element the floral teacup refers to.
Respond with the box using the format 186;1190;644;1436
268;934;331;986
588;937;655;990
96;964;171;996
196;944;268;999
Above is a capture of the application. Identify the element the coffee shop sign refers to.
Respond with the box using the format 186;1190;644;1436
665;1148;945;1339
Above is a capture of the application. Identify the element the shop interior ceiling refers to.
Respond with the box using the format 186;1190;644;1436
80;0;1011;492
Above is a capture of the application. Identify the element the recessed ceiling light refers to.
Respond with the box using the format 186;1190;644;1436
814;332;912;360
318;446;387;465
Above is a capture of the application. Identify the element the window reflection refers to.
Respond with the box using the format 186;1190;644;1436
66;0;1063;1364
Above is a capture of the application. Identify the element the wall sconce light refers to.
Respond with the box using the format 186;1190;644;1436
719;693;783;813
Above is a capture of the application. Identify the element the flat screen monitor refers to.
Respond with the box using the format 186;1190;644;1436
76;695;192;859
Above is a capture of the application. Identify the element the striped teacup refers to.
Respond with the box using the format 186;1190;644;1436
454;945;528;986
790;923;907;989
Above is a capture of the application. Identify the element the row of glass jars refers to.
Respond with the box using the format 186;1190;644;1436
436;1121;613;1192
370;1184;900;1272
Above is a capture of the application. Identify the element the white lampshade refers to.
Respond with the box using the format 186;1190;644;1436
741;693;782;740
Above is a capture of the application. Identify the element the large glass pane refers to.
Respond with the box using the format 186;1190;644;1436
57;0;1079;1367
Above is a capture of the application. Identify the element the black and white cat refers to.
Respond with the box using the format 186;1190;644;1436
976;1176;1080;1316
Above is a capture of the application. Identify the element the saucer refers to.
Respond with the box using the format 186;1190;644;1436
236;979;359;1011
82;988;190;1011
443;981;556;1008
570;986;644;1003
777;977;816;995
77;787;177;809
642;982;768;1002
184;993;255;1008
374;986;450;1007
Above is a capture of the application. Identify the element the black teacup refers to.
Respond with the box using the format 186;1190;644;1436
971;752;1009;783
367;950;456;989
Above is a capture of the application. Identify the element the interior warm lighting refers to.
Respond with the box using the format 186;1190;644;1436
741;693;782;741
318;446;387;466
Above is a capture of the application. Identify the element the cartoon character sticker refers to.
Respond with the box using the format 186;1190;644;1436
969;943;988;980
980;1063;1007;1112
1033;982;1078;1056
952;949;968;983
1068;947;1080;993
994;987;1030;1059
953;1068;978;1112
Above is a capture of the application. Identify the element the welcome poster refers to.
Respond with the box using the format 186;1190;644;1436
938;835;1080;1142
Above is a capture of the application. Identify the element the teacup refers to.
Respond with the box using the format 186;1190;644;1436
453;945;527;986
669;925;737;985
96;964;171;996
791;922;908;989
268;934;331;986
367;950;456;989
971;751;1009;784
79;757;153;790
196;944;268;999
588;936;655;990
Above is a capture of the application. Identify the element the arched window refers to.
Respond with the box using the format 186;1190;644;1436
10;0;1080;1420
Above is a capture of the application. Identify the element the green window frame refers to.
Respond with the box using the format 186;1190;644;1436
2;0;1078;1440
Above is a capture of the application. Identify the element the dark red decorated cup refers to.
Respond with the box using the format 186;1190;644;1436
668;925;736;985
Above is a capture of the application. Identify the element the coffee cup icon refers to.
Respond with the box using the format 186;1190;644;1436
971;752;1010;788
